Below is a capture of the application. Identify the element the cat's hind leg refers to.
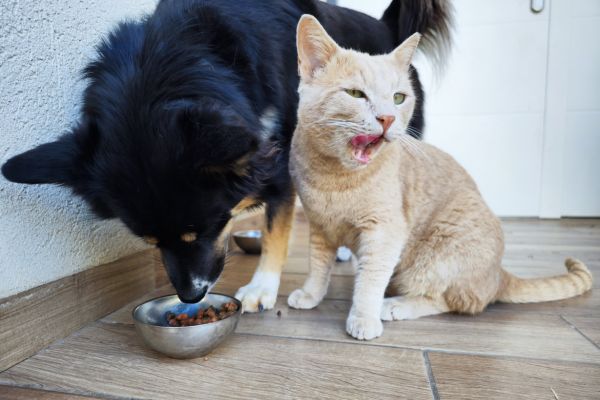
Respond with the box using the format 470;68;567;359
380;296;449;321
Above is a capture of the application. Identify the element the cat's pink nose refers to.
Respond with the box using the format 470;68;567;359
377;115;395;134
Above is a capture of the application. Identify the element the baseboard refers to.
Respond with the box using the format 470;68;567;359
0;249;162;372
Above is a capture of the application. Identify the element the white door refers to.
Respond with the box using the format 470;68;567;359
543;0;600;217
333;0;600;217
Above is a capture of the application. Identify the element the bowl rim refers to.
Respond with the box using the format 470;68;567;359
131;292;241;329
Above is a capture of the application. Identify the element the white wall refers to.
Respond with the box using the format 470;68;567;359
0;0;158;299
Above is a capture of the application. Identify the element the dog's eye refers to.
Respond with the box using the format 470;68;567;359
143;236;159;246
181;232;198;243
345;89;366;99
394;93;406;105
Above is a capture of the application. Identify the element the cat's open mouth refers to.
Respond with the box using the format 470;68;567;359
350;134;384;164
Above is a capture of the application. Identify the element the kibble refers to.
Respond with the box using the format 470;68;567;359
166;302;239;327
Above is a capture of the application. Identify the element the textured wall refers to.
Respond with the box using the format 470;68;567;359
0;0;159;298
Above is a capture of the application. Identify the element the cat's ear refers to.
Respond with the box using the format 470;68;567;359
296;15;339;81
392;33;422;67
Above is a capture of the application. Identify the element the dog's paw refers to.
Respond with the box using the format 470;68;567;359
380;297;414;321
346;314;383;340
235;271;279;313
287;288;321;309
235;283;277;313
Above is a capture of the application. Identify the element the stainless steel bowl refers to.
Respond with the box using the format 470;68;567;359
233;229;262;254
132;293;241;359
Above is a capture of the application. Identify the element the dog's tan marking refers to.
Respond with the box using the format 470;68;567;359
232;154;252;177
259;198;296;273
235;195;296;312
181;232;198;243
143;236;159;246
232;197;260;217
198;153;253;177
215;219;234;253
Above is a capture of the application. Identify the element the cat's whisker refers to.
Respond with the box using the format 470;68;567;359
398;134;429;161
405;126;424;139
401;135;426;157
398;138;419;159
326;122;365;130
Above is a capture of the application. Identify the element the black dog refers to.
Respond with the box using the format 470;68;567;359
2;0;452;308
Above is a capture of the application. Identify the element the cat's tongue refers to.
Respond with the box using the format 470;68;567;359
351;134;382;164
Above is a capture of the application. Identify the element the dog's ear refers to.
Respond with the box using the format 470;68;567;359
2;122;95;185
176;101;259;171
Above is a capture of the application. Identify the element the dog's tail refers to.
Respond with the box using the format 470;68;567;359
495;258;593;304
381;0;454;72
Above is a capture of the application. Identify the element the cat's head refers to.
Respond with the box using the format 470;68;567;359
295;15;420;169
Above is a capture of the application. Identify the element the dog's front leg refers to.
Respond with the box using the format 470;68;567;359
235;198;295;312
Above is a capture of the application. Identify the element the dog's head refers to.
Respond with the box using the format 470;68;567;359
2;95;265;303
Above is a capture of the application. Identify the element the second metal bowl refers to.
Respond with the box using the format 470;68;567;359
233;230;262;254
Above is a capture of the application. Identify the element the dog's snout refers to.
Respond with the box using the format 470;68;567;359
177;284;209;304
159;243;225;304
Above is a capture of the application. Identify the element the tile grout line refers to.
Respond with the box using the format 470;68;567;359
422;351;440;400
560;315;600;350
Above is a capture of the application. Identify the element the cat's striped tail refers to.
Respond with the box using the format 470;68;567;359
381;0;454;72
496;258;593;303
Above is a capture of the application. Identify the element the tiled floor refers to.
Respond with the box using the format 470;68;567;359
1;212;599;399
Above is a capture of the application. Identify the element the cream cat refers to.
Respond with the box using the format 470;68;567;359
288;15;593;340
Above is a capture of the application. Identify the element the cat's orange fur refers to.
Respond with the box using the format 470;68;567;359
288;15;593;340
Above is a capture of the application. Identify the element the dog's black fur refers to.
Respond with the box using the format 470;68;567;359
2;0;452;303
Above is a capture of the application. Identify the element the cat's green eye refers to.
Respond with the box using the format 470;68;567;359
345;89;366;99
394;93;406;105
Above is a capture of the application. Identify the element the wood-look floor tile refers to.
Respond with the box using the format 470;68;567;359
233;298;600;364
0;385;102;400
562;315;600;347
0;323;432;400
428;352;600;400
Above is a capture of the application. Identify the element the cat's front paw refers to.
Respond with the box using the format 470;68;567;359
346;314;383;340
287;288;321;309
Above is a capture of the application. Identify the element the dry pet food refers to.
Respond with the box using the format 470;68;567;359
166;302;238;327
